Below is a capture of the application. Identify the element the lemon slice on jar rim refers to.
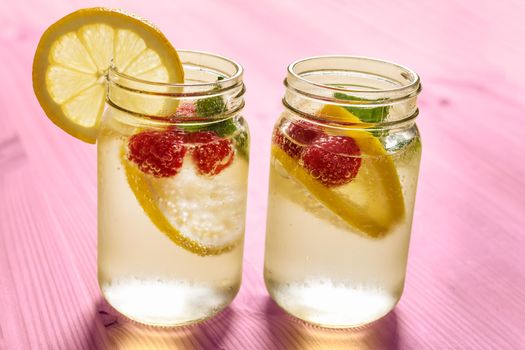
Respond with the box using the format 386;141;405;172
32;7;184;143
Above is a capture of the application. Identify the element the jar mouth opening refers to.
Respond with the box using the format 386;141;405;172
108;49;244;97
286;55;421;104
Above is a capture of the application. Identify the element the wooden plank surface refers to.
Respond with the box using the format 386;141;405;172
1;0;524;348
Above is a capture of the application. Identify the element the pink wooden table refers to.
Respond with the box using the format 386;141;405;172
1;0;524;348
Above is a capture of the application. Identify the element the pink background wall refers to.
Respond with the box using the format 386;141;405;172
1;0;524;348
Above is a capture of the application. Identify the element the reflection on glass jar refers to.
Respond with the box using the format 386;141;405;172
264;56;422;328
97;51;249;326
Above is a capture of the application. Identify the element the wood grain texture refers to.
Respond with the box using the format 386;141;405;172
1;0;525;349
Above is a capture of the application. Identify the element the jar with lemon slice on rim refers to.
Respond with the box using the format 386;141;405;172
32;8;249;326
264;55;422;328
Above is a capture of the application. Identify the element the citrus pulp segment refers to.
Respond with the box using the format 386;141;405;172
120;145;247;256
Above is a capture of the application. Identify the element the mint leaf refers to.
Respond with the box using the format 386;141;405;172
178;118;249;159
233;129;249;159
180;77;249;158
334;92;389;123
195;96;226;117
206;118;237;137
209;119;249;159
194;76;228;118
177;118;233;135
175;124;201;133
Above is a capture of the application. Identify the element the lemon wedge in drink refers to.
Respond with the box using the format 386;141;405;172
32;7;183;143
120;146;248;256
272;105;404;237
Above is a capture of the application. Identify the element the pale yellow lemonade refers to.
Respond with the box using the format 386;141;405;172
96;52;249;325
265;123;420;326
264;72;422;327
98;108;249;326
30;7;249;326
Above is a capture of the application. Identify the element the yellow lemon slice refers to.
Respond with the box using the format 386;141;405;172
120;146;248;256
32;7;184;143
272;105;405;237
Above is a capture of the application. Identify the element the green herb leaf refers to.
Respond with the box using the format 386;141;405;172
195;96;226;118
176;123;202;133
206;118;237;137
334;92;389;123
209;119;249;159
194;76;228;118
180;76;249;158
178;118;249;159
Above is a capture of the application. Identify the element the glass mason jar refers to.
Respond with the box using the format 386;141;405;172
264;56;422;328
97;51;249;326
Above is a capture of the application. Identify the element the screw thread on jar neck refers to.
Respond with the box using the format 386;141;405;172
107;50;245;121
283;55;421;129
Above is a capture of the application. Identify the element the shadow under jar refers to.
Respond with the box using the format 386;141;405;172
97;51;249;326
264;56;422;328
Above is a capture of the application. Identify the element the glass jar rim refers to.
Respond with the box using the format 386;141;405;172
286;55;421;105
108;49;244;97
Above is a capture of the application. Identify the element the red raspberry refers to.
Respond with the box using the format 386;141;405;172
185;131;234;175
174;102;197;117
289;120;323;144
273;120;323;158
128;129;186;178
301;135;361;187
273;129;302;158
